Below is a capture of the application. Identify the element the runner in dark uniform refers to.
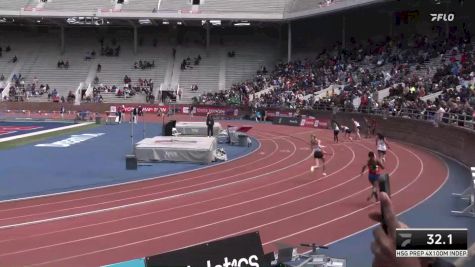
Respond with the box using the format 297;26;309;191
360;151;385;202
371;118;377;137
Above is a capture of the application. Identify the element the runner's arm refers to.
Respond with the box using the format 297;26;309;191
361;165;367;174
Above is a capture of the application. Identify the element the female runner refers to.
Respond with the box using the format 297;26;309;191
352;118;361;140
310;134;330;176
331;120;340;143
360;151;385;202
341;125;352;141
376;133;390;163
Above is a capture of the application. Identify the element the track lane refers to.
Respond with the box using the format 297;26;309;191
0;126;279;209
262;141;447;253
0;125;450;266
0;129;335;239
0;130;306;225
0;140;394;266
0;138;341;244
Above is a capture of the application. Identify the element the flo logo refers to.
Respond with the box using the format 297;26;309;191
430;13;455;22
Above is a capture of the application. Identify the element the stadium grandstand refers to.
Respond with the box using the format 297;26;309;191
0;0;474;267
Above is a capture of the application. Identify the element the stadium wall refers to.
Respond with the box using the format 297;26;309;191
315;112;475;168
264;107;475;167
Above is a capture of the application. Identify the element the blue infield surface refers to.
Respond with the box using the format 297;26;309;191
0;122;258;201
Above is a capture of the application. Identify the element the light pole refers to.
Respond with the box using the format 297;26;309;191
130;114;134;153
142;113;146;139
161;107;166;136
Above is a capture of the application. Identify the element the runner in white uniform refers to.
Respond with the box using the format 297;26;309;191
376;133;390;163
352;118;361;140
332;120;340;143
341;125;352;141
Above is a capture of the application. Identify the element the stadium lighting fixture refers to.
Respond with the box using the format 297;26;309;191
66;16;105;25
177;21;182;25
139;19;152;25
162;20;169;25
233;21;250;26
210;20;221;26
94;19;106;26
0;17;14;23
66;17;77;24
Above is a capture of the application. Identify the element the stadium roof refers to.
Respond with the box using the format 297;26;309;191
0;0;389;23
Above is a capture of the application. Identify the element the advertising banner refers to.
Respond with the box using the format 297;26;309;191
146;232;268;267
299;118;329;129
182;106;239;117
272;116;302;126
265;110;293;119
110;105;169;113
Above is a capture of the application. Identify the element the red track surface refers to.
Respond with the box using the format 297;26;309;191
0;121;447;266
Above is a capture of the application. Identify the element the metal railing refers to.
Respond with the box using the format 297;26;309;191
451;167;475;217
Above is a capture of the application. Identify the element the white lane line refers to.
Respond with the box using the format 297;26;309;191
0;133;277;213
0;126;269;204
6;138;432;264
262;142;410;245
306;140;451;254
28;134;447;266
0;135;288;221
0;135;301;228
0;144;352;257
0;132;283;211
0;140;341;244
0;122;94;143
20;143;376;265
320;150;450;252
93;142;406;255
255;129;321;140
0;142;347;257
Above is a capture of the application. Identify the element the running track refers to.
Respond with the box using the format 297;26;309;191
0;122;447;266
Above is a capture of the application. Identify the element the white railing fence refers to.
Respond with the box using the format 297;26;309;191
451;167;475;217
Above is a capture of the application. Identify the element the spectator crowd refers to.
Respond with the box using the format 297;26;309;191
194;24;475;126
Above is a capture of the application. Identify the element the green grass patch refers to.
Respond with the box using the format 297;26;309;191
0;123;99;151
